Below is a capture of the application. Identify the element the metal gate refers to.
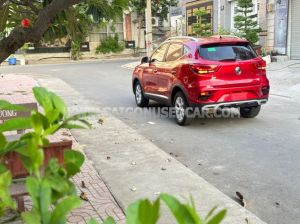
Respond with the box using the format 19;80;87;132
291;0;300;59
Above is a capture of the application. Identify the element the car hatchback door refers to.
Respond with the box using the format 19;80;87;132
198;43;263;88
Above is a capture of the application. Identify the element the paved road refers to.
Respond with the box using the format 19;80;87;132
1;60;300;224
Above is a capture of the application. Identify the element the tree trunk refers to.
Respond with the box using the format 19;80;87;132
0;0;83;63
137;15;143;49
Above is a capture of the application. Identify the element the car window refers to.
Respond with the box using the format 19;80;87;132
166;43;183;61
199;43;257;61
151;43;169;62
183;45;191;55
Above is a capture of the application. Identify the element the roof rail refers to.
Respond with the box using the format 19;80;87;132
211;35;242;39
167;36;198;41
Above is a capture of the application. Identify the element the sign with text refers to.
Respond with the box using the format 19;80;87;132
0;102;37;122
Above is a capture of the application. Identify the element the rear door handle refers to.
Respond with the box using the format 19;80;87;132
153;69;158;73
171;70;177;75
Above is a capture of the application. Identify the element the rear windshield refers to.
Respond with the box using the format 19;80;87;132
199;43;257;61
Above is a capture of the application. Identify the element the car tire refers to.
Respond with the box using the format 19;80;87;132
134;81;149;107
173;92;193;126
240;106;261;118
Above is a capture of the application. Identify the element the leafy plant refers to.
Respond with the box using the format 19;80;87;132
71;40;82;60
217;27;231;35
0;87;227;224
125;194;226;224
192;10;212;37
234;0;262;44
0;87;94;223
95;35;124;54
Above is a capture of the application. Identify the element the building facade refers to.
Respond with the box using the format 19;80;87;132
185;0;214;35
259;0;300;59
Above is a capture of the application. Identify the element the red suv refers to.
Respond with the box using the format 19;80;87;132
132;36;269;125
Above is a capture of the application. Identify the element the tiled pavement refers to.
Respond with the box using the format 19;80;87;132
1;74;125;223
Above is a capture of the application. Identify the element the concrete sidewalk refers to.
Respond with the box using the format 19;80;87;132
37;76;267;224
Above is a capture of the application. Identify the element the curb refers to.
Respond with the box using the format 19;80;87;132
36;76;267;224
0;57;139;67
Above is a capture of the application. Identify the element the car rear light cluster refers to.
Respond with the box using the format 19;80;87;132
256;60;266;70
199;91;212;100
190;64;221;74
262;86;270;95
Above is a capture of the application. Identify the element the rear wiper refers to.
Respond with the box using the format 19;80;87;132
218;58;237;62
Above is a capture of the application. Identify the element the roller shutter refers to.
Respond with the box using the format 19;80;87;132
291;0;300;59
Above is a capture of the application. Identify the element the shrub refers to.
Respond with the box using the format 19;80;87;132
234;0;262;44
192;10;212;37
95;35;124;54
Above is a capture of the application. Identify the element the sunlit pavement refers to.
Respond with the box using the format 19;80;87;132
1;59;300;224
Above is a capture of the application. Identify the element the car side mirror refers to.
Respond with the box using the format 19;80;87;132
141;56;149;64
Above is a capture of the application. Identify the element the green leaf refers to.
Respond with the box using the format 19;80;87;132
22;209;41;224
31;112;44;134
0;170;16;216
39;180;52;224
44;124;61;136
66;112;97;122
47;175;71;195
78;119;92;129
126;199;141;223
0;164;7;174
88;218;99;224
160;194;195;224
104;217;116;224
46;109;61;123
26;177;40;207
33;87;53;113
62;122;89;130
206;210;226;224
50;196;81;224
0;140;26;157
50;92;67;117
64;150;85;177
205;206;218;221
126;198;160;224
0;133;7;149
0;117;31;132
0;100;29;111
88;217;115;224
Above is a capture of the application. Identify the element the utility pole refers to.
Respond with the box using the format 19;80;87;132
145;0;153;56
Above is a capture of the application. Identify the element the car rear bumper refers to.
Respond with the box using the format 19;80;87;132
193;98;268;111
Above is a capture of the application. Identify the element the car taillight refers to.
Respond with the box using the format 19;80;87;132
190;64;221;74
256;60;266;70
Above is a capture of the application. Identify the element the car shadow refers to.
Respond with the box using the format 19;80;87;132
143;101;262;127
